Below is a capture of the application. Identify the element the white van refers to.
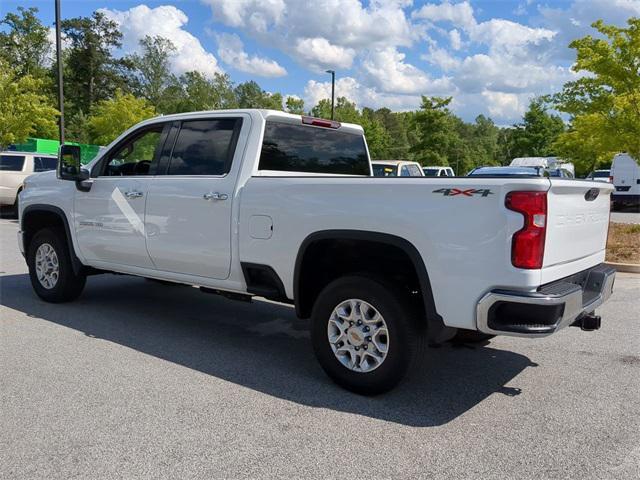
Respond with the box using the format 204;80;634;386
610;153;640;209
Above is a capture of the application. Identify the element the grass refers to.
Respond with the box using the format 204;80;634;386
606;222;640;264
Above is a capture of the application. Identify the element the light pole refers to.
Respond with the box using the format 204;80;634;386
325;69;335;120
55;0;65;144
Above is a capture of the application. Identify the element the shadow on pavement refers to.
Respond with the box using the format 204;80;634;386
0;272;536;427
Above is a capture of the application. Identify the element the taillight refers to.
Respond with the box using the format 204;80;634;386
301;116;341;129
505;191;547;269
609;176;613;183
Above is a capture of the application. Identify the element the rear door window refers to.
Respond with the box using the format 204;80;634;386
0;155;25;171
259;122;369;175
167;119;242;176
34;156;58;172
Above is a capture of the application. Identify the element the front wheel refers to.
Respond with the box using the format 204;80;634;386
27;228;86;303
311;275;423;395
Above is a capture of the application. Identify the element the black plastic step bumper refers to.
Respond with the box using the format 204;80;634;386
476;264;616;337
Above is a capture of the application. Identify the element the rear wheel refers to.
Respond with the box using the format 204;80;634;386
27;228;86;303
311;275;423;395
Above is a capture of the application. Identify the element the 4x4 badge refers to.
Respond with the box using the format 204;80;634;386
433;188;494;197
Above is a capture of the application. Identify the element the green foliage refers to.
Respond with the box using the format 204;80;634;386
234;80;282;109
553;17;640;173
129;35;177;106
510;98;565;157
86;90;155;145
410;97;459;167
0;60;59;148
161;71;237;113
0;7;50;78
285;96;305;114
61;12;133;117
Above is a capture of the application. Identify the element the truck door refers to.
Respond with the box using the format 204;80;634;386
144;116;248;279
74;123;168;268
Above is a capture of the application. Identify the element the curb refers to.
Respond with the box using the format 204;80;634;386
605;262;640;274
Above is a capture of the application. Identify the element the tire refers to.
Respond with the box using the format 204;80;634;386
27;228;86;303
451;329;495;344
311;275;424;395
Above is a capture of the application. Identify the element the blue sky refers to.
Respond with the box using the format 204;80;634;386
4;1;639;124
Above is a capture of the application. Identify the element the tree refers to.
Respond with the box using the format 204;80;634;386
0;61;59;148
510;98;565;158
285;96;305;114
0;7;51;78
161;71;237;113
86;90;155;145
234;80;283;109
552;18;640;171
62;12;133;116
130;35;176;106
361;108;391;159
410;96;462;168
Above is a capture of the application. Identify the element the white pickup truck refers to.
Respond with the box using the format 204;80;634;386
18;109;616;394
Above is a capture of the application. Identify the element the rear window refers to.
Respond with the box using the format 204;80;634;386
259;122;369;175
593;171;609;178
0;155;25;171
34;156;57;172
423;168;438;177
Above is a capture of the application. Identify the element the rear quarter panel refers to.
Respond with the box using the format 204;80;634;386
239;177;550;330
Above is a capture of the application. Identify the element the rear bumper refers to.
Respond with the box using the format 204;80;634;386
476;264;615;337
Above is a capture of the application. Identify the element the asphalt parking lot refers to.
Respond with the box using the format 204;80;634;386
1;218;639;479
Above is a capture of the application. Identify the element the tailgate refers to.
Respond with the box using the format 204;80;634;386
544;180;612;268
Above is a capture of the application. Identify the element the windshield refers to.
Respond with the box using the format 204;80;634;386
372;164;398;176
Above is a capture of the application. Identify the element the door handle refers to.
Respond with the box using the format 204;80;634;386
203;192;228;201
125;191;143;199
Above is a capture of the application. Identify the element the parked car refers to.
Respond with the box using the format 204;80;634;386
468;166;544;177
18;109;615;394
469;166;574;179
610;153;640;209
372;160;424;177
585;170;611;183
546;168;575;179
0;151;57;215
511;157;575;177
423;166;454;177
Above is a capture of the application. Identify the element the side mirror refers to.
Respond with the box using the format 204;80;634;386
57;144;83;180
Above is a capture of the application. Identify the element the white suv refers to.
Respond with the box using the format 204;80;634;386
1;151;58;215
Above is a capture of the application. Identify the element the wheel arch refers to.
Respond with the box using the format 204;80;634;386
293;230;442;327
22;204;84;275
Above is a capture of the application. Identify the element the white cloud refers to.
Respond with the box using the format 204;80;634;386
361;47;453;95
448;29;462;50
304;76;423;111
203;0;417;55
412;1;476;30
217;33;286;77
100;5;222;78
481;91;530;119
294;37;356;72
